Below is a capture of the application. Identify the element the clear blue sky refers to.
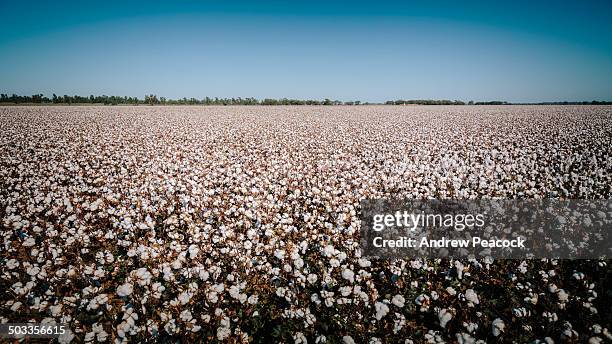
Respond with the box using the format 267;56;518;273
1;0;611;102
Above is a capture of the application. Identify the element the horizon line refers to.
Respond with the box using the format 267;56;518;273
1;93;611;106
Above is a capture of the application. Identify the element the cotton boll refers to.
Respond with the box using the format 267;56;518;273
492;318;505;337
343;336;355;344
374;302;389;320
391;295;405;308
438;309;453;328
188;245;200;258
464;289;479;306
342;269;355;283
117;283;134;297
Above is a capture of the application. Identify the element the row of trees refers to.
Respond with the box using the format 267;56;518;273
0;94;142;105
386;99;467;105
515;101;612;105
1;94;610;106
387;99;612;105
0;94;358;106
145;95;354;106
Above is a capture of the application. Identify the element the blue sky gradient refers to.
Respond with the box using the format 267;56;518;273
1;0;611;102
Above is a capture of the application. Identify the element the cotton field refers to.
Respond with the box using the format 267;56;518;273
1;105;611;343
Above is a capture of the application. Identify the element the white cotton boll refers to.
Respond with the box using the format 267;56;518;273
358;258;371;267
213;283;225;293
117;283;133;297
517;261;528;274
6;259;19;269
217;326;231;340
188;245;200;258
23;237;36;247
151;282;166;296
274;249;285;260
134;268;152;286
172;259;183;269
229;285;241;299
464;289;479;306
10;302;22;311
455;261;464;279
238;293;248;304
342;336;355;344
164;319;177;335
415;294;429;306
342;269;355;283
293;332;307;344
27;266;41;276
322;245;335;257
463;322;478;333
524;293;538;305
374;302;389;320
513;307;529;317
307;274;318;284
557;289;569;302
438;309;453;328
207;290;219;303
543;311;558;322
248;295;258;305
339;286;352;297
492;318;505;337
324;296;334;307
178;290;193;305
392;295;405;308
290;250;300;261
50;304;62;316
311;294;321;305
97;331;108;342
180;310;193;322
58;331;75;344
456;333;475;344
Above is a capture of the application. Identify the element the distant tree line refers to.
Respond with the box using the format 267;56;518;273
471;101;510;105
387;99;612;105
1;94;610;105
385;99;467;105
513;101;612;105
0;94;358;106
